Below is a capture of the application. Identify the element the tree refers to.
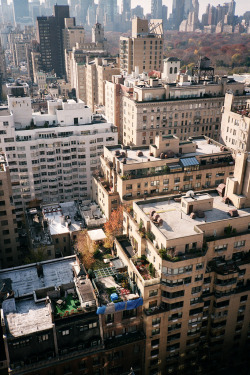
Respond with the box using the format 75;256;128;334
104;206;123;248
76;230;95;270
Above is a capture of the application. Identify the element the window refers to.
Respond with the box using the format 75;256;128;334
152;328;160;336
62;329;70;336
196;263;203;270
191;286;202;294
215;244;227;251
194;274;203;282
234;240;245;248
105;314;114;323
151;338;160;347
152;317;161;326
123;309;136;319
149;289;158;297
38;334;49;342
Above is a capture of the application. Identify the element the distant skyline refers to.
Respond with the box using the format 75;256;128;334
128;0;249;17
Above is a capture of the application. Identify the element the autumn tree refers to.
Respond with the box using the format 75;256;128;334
76;230;95;270
104;206;123;248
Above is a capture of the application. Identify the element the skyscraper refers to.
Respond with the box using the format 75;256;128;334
151;0;163;19
12;0;29;24
37;5;69;77
121;0;131;20
172;0;185;29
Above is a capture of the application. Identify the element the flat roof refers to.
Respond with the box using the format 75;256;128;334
43;202;83;236
0;256;76;297
109;138;228;166
3;299;53;338
0;107;11;116
187;138;224;156
88;229;106;241
139;193;250;240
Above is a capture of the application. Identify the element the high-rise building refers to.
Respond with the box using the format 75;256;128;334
0;82;117;221
121;0;131;16
12;0;29;24
0;152;20;269
37;5;69;77
120;18;164;75
172;0;185;29
151;0;163;19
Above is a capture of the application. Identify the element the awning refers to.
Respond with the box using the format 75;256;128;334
180;157;199;167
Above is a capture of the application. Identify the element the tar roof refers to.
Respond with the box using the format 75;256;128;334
0;256;76;298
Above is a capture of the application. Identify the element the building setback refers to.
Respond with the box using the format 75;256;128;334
92;135;235;219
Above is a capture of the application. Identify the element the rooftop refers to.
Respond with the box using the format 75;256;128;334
3;299;53;338
0;107;11;116
88;228;107;242
42;202;84;236
107;138;229;166
26;208;53;248
1;256;97;337
0;256;76;297
139;193;250;241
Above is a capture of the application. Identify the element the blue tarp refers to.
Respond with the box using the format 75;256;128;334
96;306;106;315
96;298;144;314
115;301;126;311
110;293;119;302
127;298;143;310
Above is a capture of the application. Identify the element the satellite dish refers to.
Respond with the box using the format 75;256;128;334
186;190;195;198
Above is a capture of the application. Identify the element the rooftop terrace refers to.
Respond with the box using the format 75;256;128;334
107;138;229;167
139;193;250;241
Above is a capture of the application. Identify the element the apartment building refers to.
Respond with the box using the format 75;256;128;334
63;18;85;52
65;22;108;92
120;18;164;75
105;70;246;147
0;255;145;374
0;82;118;222
85;58;120;112
117;152;250;375
92;135;235;219
220;93;250;153
0;152;20;269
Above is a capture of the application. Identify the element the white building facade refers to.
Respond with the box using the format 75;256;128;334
0;83;118;221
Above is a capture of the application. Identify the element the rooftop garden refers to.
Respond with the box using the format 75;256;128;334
133;255;156;280
54;293;81;318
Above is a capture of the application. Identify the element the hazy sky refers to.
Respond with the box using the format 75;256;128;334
128;0;249;17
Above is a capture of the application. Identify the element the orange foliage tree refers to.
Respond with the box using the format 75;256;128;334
104;206;123;248
76;230;95;270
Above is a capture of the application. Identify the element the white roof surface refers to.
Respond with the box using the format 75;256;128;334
88;229;107;241
4;299;53;337
43;202;83;235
